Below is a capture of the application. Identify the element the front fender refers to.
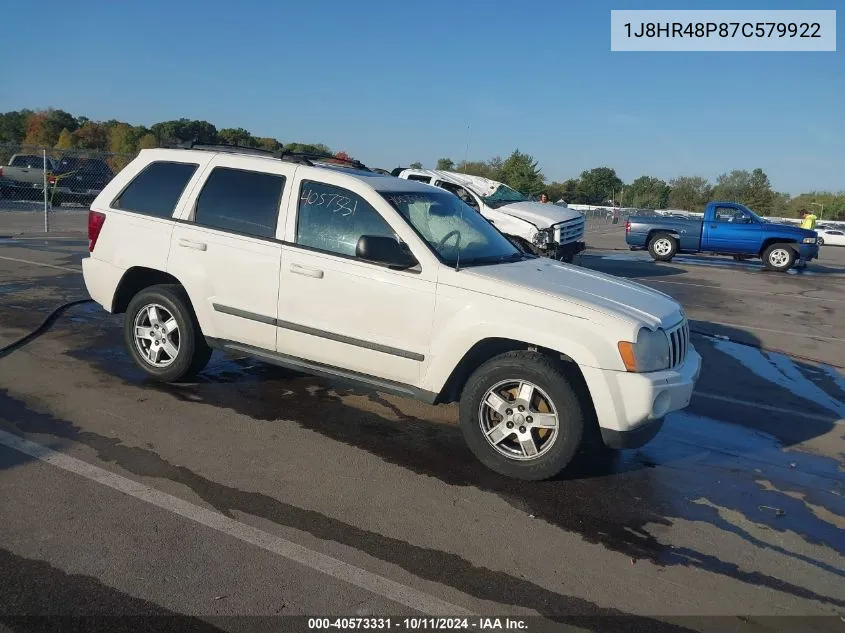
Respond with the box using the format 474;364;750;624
419;288;627;394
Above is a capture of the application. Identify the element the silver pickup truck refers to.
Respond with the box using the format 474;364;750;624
0;154;58;200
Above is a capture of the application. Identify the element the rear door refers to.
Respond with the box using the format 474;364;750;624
168;155;295;351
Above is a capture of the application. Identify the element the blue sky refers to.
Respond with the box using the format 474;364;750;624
2;0;842;194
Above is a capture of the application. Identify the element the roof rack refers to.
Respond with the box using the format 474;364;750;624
279;150;370;171
166;140;279;158
163;140;371;172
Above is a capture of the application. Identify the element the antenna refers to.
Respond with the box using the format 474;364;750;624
462;122;471;173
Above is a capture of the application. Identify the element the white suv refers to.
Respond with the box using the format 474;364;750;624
82;145;701;480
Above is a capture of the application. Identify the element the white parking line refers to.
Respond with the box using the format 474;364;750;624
0;429;474;616
0;255;81;274
693;392;843;424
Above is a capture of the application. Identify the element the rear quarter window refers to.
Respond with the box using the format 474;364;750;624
113;161;199;219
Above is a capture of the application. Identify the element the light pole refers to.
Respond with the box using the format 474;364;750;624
809;202;824;220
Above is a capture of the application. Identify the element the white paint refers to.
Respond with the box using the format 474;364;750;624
0;429;474;617
693;391;843;424
710;339;845;418
0;255;81;273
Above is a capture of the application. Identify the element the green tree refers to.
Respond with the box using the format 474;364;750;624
0;110;30;143
55;128;74;150
454;160;496;178
712;168;776;214
22;112;51;146
435;157;454;171
409;161;423;168
498;150;545;195
623;176;670;209
218;127;255;146
72;122;109;150
137;133;158;150
256;137;282;152
667;176;712;211
577;167;622;205
787;191;845;220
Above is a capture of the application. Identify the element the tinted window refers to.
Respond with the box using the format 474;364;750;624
11;155;43;167
296;181;396;257
406;175;431;183
714;206;751;223
194;167;284;238
115;161;198;218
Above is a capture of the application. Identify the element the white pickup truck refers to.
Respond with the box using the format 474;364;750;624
394;168;586;262
81;146;700;480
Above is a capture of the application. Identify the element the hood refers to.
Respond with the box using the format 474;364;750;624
494;201;582;229
777;224;817;239
453;258;683;330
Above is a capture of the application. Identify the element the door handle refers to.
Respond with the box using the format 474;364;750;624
290;263;324;279
178;238;207;251
710;224;718;229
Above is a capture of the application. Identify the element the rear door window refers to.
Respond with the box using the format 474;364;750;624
193;167;285;239
114;161;198;219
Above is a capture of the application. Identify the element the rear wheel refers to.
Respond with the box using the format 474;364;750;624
647;232;677;262
762;244;796;272
459;351;585;480
124;284;211;382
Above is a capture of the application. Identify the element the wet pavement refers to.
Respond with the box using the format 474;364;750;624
0;232;843;631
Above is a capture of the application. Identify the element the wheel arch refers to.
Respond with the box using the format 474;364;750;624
759;237;797;257
112;267;185;314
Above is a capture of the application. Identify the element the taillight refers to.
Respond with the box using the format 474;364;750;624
88;211;106;252
48;175;56;185
625;220;631;234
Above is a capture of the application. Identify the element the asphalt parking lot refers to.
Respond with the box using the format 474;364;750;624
1;211;843;632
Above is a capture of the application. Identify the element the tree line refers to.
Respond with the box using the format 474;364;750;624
1;109;841;219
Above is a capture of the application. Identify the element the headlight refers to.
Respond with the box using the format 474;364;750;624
802;237;817;244
618;328;671;372
532;229;551;247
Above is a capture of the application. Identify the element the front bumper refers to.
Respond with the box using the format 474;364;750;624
580;345;702;449
796;243;819;262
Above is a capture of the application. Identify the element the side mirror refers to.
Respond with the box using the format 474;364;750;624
356;235;418;270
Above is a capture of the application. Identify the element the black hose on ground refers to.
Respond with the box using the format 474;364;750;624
0;299;93;360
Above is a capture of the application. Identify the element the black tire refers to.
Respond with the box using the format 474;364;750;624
459;350;586;480
647;232;677;262
123;284;211;382
762;243;796;272
818;237;824;246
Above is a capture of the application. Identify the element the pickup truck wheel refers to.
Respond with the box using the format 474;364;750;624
648;233;677;262
124;284;212;382
459;351;585;480
762;244;796;272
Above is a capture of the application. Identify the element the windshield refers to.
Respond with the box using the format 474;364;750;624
736;203;763;222
379;190;526;267
483;184;529;208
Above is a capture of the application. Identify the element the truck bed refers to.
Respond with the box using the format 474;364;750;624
625;216;703;252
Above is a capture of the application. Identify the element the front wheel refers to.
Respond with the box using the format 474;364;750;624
762;244;796;272
124;284;212;382
459;351;585;480
818;237;824;246
648;233;678;262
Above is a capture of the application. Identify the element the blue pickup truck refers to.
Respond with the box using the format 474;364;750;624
625;201;819;272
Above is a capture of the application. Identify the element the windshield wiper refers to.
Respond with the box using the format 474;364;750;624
461;252;526;267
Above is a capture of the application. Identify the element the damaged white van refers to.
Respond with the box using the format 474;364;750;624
393;168;586;262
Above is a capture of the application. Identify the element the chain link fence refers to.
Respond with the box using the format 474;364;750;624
0;144;137;231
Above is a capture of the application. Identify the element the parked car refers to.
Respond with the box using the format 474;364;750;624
0;154;57;200
817;228;845;247
393;168;586;262
81;144;700;481
50;156;115;207
625;201;819;272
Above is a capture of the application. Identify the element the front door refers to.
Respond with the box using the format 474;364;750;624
277;178;436;387
704;205;763;254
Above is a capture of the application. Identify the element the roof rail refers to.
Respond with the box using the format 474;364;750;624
279;150;370;171
165;140;279;158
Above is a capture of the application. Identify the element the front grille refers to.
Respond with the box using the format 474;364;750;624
555;216;585;244
666;319;689;368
